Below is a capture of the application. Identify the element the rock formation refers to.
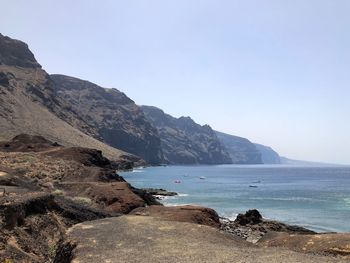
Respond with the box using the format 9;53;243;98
0;33;138;164
141;106;232;164
215;131;262;164
0;134;160;262
50;74;164;164
254;143;281;164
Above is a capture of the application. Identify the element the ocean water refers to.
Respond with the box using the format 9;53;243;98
120;165;350;233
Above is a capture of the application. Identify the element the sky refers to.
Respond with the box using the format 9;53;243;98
1;0;350;164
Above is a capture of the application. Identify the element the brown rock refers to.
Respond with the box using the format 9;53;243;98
0;134;60;153
259;232;350;259
130;205;221;228
235;209;262;225
44;147;111;167
58;182;148;214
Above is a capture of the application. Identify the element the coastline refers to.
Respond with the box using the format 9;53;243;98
121;164;350;233
1;136;349;262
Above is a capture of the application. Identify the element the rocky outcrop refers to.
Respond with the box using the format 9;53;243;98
0;33;140;164
0;33;41;68
0;135;158;213
130;205;221;228
141;106;232;164
50;74;164;165
63;216;346;263
221;210;314;244
141;188;178;197
0;134;162;262
254;143;281;164
215;131;262;164
260;232;350;259
0;192;108;262
57;182;159;214
0;134;60;152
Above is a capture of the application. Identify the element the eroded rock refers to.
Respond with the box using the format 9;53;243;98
130;205;221;228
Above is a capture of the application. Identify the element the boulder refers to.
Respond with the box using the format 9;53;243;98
235;209;262;225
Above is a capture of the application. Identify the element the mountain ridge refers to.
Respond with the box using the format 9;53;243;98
141;105;232;164
215;131;263;164
50;74;164;164
0;33;141;164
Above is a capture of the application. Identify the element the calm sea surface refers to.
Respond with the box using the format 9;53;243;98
121;165;350;233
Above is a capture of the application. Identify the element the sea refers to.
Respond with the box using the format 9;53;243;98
120;165;350;233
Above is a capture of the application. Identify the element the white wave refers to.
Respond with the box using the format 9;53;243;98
178;193;189;197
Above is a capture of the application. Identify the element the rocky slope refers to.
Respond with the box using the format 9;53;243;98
65;216;349;263
1;135;349;262
215;131;262;164
0;33;140;164
0;134;160;262
50;74;164;164
141;106;232;164
254;143;281;164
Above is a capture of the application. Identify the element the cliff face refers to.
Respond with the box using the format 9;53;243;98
0;33;140;163
50;75;164;165
141;106;232;164
215;131;262;164
254;143;281;164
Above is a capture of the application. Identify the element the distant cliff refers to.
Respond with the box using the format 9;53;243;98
215;131;262;164
141;106;232;164
254;143;281;164
50;75;164;165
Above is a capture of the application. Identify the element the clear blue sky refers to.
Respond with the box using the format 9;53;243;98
1;0;350;164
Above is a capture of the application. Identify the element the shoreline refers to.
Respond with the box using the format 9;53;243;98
1;135;349;262
122;165;350;234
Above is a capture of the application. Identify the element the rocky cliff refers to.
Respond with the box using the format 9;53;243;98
215;131;262;164
0;33;140;163
254;143;281;164
50;74;164;164
141;106;232;164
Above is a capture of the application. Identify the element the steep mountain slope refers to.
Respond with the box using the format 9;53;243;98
50;74;164;164
254;143;281;164
215;131;262;164
0;33;138;163
141;106;232;164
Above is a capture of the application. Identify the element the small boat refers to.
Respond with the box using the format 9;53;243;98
199;176;206;180
174;180;181;183
249;185;258;188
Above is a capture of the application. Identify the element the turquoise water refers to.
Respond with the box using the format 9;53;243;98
121;165;350;233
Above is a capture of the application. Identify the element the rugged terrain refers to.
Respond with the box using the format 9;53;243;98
1;135;349;262
0;134;160;262
50;74;164;164
65;216;349;263
0;33;141;164
141;106;232;164
215;131;262;164
254;143;281;164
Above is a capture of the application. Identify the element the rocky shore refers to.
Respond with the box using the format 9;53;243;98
220;209;314;243
0;134;349;262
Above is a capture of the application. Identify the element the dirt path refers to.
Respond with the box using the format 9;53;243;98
66;216;346;263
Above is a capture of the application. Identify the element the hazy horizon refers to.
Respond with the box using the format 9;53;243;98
1;0;349;164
